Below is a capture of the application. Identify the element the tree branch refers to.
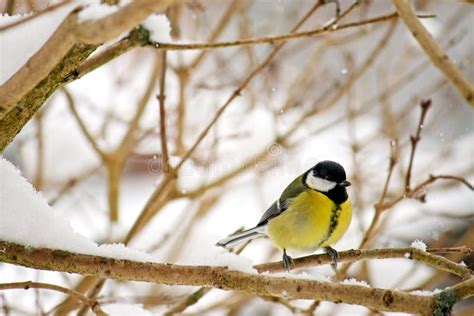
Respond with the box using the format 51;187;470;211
157;51;170;173
391;0;474;106
405;99;431;190
75;0;177;45
153;12;433;51
254;247;472;279
0;0;178;152
0;281;105;315
2;240;472;315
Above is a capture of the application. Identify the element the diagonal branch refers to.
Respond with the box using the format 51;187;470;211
0;0;179;152
63;88;106;160
391;0;474;106
75;0;177;45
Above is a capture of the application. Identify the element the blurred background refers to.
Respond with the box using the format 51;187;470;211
1;0;473;315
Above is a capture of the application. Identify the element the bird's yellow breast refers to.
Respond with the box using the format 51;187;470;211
266;190;352;251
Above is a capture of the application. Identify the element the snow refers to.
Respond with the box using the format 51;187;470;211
142;14;172;43
0;157;262;271
410;289;442;296
103;303;152;316
341;278;370;288
410;239;427;252
263;271;331;283
214;251;256;273
0;157;154;262
78;2;119;22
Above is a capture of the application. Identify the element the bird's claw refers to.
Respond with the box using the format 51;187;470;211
282;249;294;271
325;246;339;270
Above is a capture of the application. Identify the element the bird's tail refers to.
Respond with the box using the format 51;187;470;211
216;226;266;249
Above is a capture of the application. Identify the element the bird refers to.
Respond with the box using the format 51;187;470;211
216;160;352;270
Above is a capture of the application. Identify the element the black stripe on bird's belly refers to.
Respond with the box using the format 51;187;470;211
317;204;342;247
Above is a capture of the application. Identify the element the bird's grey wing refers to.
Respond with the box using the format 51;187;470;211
257;201;282;226
256;175;306;226
280;174;306;202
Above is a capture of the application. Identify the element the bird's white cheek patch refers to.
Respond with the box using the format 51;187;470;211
306;174;337;192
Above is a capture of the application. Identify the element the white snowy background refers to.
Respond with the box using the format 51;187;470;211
0;0;473;315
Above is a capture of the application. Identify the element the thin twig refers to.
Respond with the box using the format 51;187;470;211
33;108;46;190
0;0;73;32
380;140;399;203
158;51;170;173
153;12;434;51
76;279;106;316
405;99;432;190
116;55;162;157
63;88;106;160
379;174;474;210
48;165;101;205
0;281;105;315
189;0;241;70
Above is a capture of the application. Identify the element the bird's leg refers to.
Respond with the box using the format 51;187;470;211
282;249;294;271
325;246;339;270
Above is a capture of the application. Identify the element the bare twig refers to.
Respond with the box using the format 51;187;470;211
33;108;46;190
405;99;432;190
63;88;106;160
0;0;73;32
380;139;399;204
188;0;241;70
76;278;106;316
378;174;474;211
153;12;434;51
0;281;105;315
158;51;170;173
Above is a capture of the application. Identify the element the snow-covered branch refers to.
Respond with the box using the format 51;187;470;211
1;240;472;315
0;0;177;151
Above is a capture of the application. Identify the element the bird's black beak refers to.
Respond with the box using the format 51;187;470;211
339;180;351;187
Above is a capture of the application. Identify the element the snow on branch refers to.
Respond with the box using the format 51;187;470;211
0;0;175;151
1;240;473;315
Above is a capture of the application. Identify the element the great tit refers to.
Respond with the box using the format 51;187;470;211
216;160;352;270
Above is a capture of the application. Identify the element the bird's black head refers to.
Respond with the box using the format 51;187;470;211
304;160;351;204
313;160;348;184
